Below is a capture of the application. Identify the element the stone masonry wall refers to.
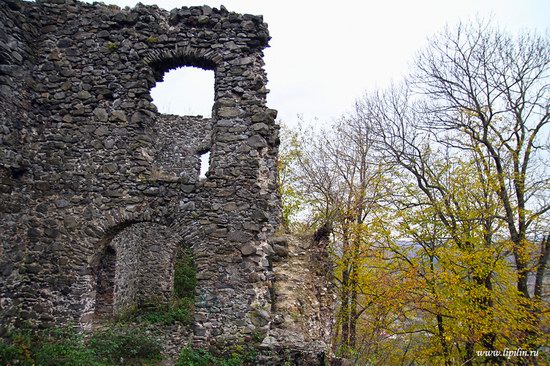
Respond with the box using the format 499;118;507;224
108;222;178;314
0;0;333;363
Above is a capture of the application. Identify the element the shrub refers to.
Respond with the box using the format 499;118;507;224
0;341;27;366
176;346;256;366
174;248;197;300
88;326;162;366
1;325;163;366
33;327;99;366
138;298;194;325
176;347;214;366
34;342;105;366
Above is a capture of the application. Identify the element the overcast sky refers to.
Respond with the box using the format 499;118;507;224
80;0;550;125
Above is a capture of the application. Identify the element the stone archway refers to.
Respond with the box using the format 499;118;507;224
91;221;180;321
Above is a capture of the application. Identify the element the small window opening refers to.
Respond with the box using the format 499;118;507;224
150;67;214;117
199;151;210;179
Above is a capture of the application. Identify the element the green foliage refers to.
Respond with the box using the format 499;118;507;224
0;326;161;366
136;298;194;325
173;248;197;301
0;329;33;365
176;347;214;366
106;42;118;51
35;342;105;366
277;124;305;231
176;346;256;366
145;36;159;43
31;327;104;366
0;340;28;366
88;326;162;366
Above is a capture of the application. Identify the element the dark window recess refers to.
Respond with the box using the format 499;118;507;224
10;166;27;180
95;246;116;318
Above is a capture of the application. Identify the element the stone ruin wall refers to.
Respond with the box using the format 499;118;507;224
0;0;334;363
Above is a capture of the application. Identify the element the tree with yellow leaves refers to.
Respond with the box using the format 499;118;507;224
278;18;549;366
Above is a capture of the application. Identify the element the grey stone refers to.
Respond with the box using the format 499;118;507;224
93;108;108;121
239;243;256;256
248;272;262;282
63;216;77;229
97;30;110;38
54;199;70;208
247;134;267;148
57;38;74;48
260;335;277;348
103;139;115;149
273;244;289;257
251;122;269;133
94;125;109;136
131;111;149;124
77;90;91;100
271;236;288;247
217;107;240;118
110;110;127;122
229;230;252;243
27;227;41;238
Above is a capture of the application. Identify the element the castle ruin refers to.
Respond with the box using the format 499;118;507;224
0;0;333;364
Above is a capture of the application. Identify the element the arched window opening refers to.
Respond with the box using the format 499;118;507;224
150;67;214;118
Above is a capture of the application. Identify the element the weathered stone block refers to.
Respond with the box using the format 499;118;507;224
217;106;240;118
239;243;256;256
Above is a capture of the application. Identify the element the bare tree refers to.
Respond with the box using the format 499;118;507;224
359;20;549;362
412;20;550;302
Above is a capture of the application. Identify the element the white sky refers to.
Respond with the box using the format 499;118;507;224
80;0;550;125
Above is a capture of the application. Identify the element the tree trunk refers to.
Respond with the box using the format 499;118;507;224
436;313;452;366
349;272;358;350
534;234;549;300
339;228;352;356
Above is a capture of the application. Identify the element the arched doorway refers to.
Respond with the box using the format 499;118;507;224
93;222;180;320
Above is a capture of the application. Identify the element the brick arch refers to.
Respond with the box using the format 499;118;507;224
90;206;176;248
143;46;223;81
142;46;219;181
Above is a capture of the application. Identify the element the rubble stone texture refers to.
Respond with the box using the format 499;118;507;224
0;0;333;363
